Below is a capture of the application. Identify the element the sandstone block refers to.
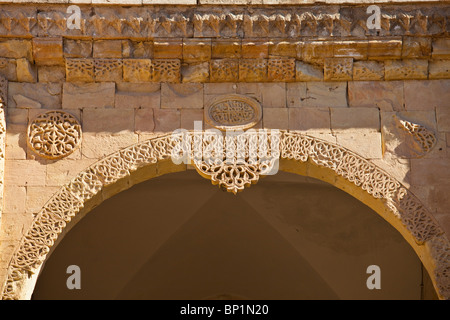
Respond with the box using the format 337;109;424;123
122;40;153;59
5;160;46;186
182;62;210;83
82;133;138;159
25;186;60;214
161;83;203;109
286;83;307;108
295;61;323;82
135;108;155;133
385;59;428;80
404;80;450;110
212;39;242;59
333;40;368;60
32;38;64;66
94;59;123;82
304;82;347;108
45;159;96;187
63;39;93;58
3;186;26;214
115;83;160;109
239;59;267;82
93;40;122;58
289;107;330;132
348;81;403;111
123;59;151;82
336;132;382;159
5;132;26;160
8;83;61;109
181;109;204;130
83;108;135;133
432;39;450;59
302;41;333;64
154;109;180;132
429;60;450;79
324;58;353;81
6;108;28;132
183;39;212;62
352;61;384;81
242;40;269;59
269;41;302;59
437;107;450;132
210;59;239;82
13;95;41;109
261;83;286;108
65;58;94;82
411;158;450;186
402;37;431;58
0;40;32;60
62;82;115;109
0;58;17;81
368;39;402;60
263;108;288;129
16;58;37;83
153;39;182;59
331;107;380;132
268;59;295;82
38;66;65;83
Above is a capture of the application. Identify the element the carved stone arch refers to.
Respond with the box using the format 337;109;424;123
1;131;449;300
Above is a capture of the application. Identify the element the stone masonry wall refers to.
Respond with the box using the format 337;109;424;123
0;2;449;297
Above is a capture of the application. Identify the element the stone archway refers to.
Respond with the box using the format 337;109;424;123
1;131;449;300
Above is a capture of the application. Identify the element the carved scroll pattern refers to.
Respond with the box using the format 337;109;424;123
1;131;449;300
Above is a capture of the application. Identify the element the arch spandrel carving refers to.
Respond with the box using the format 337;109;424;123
1;130;449;300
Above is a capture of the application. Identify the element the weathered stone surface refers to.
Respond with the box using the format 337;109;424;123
286;82;307;108
411;158;450;186
45;159;95;187
25;186;60;214
432;39;450;59
295;61;323;82
3;187;26;214
153;109;180;132
161;83;203;109
239;59;267;82
289;107;330;132
122;40;153;59
62;82;115;109
4;160;46;186
210;59;239;82
65;59;94;82
38;66;65;83
0;40;32;60
385;60;428;80
8;83;61;109
348;81;403;111
83;108;135;133
336;132;383;159
94;59;123;82
115;83;160;109
154;39;183;59
5;132;26;160
16;58;37;83
261;83;286;108
352;61;384;81
81;133;138;159
333;40;368;60
93;40;122;59
269;41;302;59
123;59;151;82
181;62;210;83
211;39;242;59
32;38;63;66
242;40;269;59
429;60;450;79
13;95;41;109
368;40;402;60
63;40;93;58
324;58;353;81
304;82;347;108
302;41;333;64
180;109;204;130
5;108;28;132
402;37;431;58
268;59;295;82
404;80;450;110
437;107;450;132
135;108;155;133
183;39;212;62
262;108;288;129
331;108;380;132
0;58;17;81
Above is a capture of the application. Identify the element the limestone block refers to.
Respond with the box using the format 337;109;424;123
385;60;428;80
16;58;37;83
432;39;450;59
181;62;210;83
83;108;135;133
62;82;115;109
289;107;330;132
0;58;17;81
5;132;27;160
286;83;307;108
295;61;323;82
262;108;288;129
324;58;353;81
94;59;123;82
93;40;122;59
63;39;93;58
411;158;450;186
154;109;180;132
81;133;138;159
45;159;96;187
38;66;65;83
183;39;212;63
429;60;450;79
8;83;61;109
402;37;431;58
336;132;383;159
4;160;46;186
25;186;60;214
352;61;384;81
404;80;450;111
348;81;403;111
368;39;402;60
115;83;160;109
268;59;295;82
331;107;380;132
161;83;203;109
181;109;204;130
210;59;239;82
66;58;94;82
32;38;64;66
123;59;151;82
304;82;347;108
0;40;32;60
153;39;183;59
269;41;302;59
135;108;155;133
242;40;269;59
212;39;242;59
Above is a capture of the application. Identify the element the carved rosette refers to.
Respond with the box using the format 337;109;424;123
27;111;82;160
205;94;262;131
1;131;449;300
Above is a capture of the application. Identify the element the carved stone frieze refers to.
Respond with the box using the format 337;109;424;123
27;111;82;160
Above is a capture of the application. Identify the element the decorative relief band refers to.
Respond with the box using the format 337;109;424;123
1;130;449;300
205;94;262;131
27;111;82;160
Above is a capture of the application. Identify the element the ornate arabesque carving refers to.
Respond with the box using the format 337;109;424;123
395;116;437;157
27;111;82;160
1;130;449;300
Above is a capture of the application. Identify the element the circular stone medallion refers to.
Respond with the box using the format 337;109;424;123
205;94;262;131
27;110;82;160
